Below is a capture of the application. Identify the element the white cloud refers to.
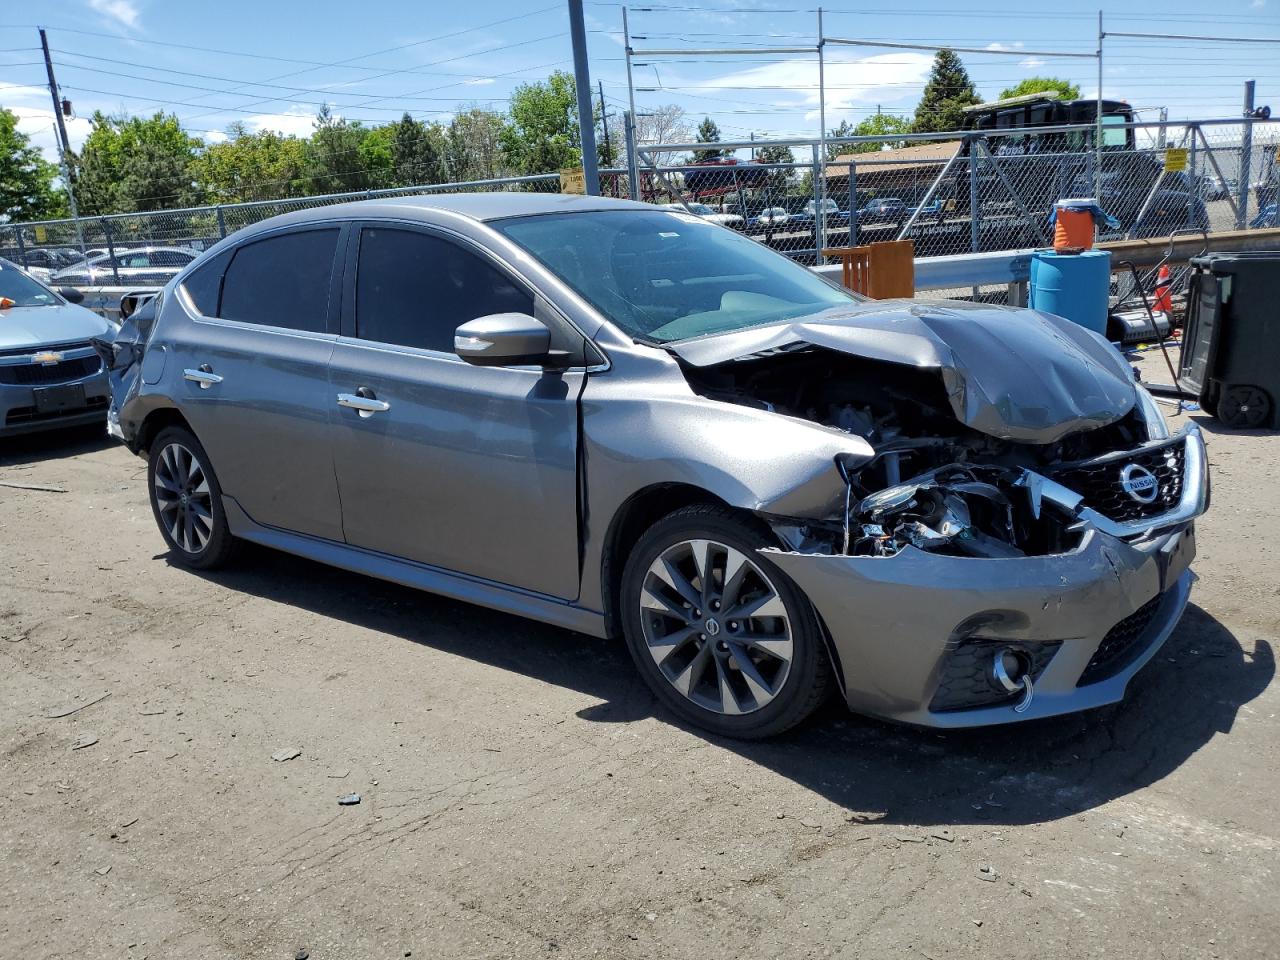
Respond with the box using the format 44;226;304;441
1;83;94;162
707;52;934;124
985;41;1025;53
87;0;141;29
1019;57;1047;69
1251;0;1266;9
201;129;229;144
243;108;318;138
463;77;496;86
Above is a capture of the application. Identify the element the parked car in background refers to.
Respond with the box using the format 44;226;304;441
1251;203;1279;228
858;198;908;222
102;194;1206;739
908;199;944;219
51;246;200;286
748;207;791;232
12;247;84;282
659;202;744;230
0;258;112;437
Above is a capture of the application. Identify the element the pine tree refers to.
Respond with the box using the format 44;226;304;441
912;49;981;134
693;117;725;162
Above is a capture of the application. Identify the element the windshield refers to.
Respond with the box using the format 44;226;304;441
493;209;859;343
0;262;60;307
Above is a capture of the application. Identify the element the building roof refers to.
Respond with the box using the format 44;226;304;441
827;140;962;173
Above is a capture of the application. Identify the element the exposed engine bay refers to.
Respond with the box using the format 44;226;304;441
680;346;1156;559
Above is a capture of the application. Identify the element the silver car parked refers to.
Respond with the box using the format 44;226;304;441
103;195;1207;738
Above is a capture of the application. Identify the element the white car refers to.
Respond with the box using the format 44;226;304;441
660;202;744;230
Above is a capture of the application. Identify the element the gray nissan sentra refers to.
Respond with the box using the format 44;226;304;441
0;259;112;437
101;194;1207;738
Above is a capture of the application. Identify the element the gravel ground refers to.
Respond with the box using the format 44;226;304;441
1;366;1276;960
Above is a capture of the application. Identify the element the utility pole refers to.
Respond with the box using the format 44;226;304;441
622;6;640;200
39;27;84;250
568;0;600;195
1238;79;1255;229
597;80;612;168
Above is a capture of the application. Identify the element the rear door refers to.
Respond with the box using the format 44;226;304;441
170;225;347;541
327;222;583;600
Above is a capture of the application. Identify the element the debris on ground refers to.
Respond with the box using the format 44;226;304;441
977;864;999;882
338;793;361;806
931;829;955;842
0;480;68;493
43;692;111;719
71;732;99;751
271;748;302;763
327;769;350;779
94;866;111;876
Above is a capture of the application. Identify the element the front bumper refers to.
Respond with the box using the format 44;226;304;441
765;425;1208;728
0;346;110;437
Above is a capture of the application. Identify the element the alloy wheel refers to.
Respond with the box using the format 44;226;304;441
638;538;794;716
153;441;214;554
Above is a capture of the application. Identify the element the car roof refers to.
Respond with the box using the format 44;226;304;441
238;193;655;237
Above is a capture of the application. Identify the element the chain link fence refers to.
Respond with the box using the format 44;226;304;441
2;117;1276;293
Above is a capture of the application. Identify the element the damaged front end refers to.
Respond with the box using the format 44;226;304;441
672;301;1209;726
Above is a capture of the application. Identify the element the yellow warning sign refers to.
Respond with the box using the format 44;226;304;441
34;225;47;243
1164;147;1188;173
559;167;586;195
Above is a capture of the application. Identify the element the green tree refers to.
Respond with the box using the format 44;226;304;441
446;107;508;182
303;105;373;193
833;113;913;156
74;111;203;214
997;77;1081;102
384;113;448;187
912;49;981;133
0;107;67;220
193;123;307;203
500;71;581;174
693;116;726;162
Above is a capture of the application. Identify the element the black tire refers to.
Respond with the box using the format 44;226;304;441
146;425;238;570
1214;384;1273;430
620;503;832;739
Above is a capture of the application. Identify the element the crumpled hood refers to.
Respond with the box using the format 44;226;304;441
0;302;111;351
669;299;1137;443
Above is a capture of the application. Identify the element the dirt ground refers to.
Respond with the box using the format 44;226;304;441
2;360;1277;960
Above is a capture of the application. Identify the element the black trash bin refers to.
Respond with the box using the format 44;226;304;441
1178;251;1280;429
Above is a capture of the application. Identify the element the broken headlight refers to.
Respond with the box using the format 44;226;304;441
1134;384;1170;440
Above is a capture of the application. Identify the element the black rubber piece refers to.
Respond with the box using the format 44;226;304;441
620;502;832;739
146;425;240;570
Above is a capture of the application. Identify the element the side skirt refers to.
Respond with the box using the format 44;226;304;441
222;497;610;639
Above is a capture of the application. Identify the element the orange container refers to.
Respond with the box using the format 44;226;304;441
1053;206;1096;251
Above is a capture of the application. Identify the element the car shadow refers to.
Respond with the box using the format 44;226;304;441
178;544;1272;829
0;424;116;467
1184;411;1279;437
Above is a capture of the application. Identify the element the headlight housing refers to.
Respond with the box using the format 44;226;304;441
1135;383;1170;440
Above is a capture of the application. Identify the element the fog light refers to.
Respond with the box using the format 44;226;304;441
992;647;1035;713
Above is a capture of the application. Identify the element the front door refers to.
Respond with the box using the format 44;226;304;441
328;224;582;601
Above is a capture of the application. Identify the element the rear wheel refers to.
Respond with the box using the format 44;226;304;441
1215;384;1272;429
147;426;238;569
620;503;831;739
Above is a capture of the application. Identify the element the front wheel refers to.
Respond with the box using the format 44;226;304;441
147;425;239;569
620;504;832;739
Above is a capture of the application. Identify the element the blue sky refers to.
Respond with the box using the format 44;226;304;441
2;0;1277;165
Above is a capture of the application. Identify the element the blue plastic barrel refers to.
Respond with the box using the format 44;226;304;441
1029;249;1112;336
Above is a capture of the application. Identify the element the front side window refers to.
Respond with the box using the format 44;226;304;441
355;228;533;352
493;209;857;343
220;229;339;332
0;261;58;307
1102;115;1129;149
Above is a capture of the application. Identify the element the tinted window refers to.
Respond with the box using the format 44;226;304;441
356;228;533;352
179;249;232;317
220;229;339;332
151;250;195;266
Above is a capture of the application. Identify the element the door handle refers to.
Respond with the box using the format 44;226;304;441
183;366;223;389
337;392;391;417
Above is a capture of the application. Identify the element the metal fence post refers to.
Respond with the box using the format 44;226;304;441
968;137;980;254
847;157;859;246
812;151;825;263
215;205;227;239
1238;83;1255;229
1188;124;1199;226
623;111;640;201
13;227;27;269
102;217;121;286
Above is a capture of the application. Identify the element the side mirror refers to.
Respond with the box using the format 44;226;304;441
455;313;552;367
58;286;85;304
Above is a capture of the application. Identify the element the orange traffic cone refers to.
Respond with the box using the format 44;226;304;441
1152;264;1173;313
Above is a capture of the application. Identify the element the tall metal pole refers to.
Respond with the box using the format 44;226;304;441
568;0;600;195
816;7;827;261
1237;79;1255;229
622;7;640;200
598;81;612;167
1094;11;1104;203
39;27;84;252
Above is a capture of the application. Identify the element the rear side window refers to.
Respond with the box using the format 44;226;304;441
220;229;339;332
179;249;232;317
355;227;533;352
